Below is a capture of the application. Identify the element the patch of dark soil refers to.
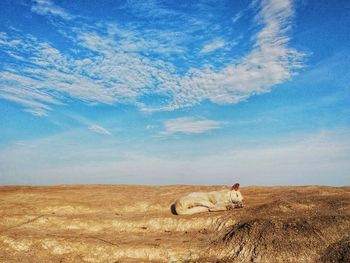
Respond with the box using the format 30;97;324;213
321;236;350;263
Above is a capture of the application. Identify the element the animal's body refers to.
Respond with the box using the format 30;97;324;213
173;183;243;215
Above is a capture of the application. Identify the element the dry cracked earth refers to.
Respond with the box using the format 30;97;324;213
0;185;349;262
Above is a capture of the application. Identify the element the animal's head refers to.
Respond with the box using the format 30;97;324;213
230;183;244;208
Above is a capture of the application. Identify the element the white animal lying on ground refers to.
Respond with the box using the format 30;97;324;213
172;183;244;215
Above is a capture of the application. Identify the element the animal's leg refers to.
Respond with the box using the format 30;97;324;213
234;201;244;208
208;202;228;212
179;206;209;215
192;200;213;208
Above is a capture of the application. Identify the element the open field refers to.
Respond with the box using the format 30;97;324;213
0;185;349;262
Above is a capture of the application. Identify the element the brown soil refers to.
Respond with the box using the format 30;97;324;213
0;185;349;262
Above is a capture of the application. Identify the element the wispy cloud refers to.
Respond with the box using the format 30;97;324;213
200;39;226;53
0;0;304;115
157;0;304;110
88;125;112;136
160;117;221;135
232;10;244;24
31;0;74;20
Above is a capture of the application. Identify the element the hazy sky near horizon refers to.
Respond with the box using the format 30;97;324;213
0;0;349;186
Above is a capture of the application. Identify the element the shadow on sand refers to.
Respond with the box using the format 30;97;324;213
170;204;177;215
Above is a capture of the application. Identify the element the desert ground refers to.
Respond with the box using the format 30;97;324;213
0;185;349;262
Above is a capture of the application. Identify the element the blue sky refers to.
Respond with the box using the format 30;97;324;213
0;0;349;185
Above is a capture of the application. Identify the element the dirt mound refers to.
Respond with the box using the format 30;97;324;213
212;216;350;262
205;186;350;262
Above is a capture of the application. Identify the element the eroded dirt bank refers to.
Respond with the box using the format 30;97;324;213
0;185;349;262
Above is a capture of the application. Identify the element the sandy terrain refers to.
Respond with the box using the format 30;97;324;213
0;185;349;262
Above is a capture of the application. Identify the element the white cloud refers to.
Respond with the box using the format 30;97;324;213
88;125;112;136
160;117;221;135
156;0;304;110
31;0;74;20
0;0;304;115
200;39;226;53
